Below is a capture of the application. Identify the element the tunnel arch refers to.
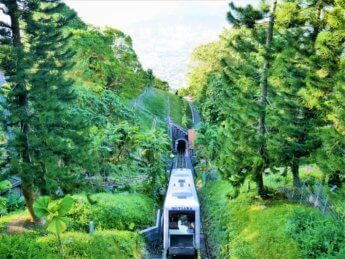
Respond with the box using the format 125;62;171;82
175;138;189;156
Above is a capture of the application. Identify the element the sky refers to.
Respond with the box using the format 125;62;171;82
2;0;259;89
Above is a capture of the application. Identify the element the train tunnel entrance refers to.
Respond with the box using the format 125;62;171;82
176;139;188;168
177;139;186;155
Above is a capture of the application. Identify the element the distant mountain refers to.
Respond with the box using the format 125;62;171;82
126;3;228;89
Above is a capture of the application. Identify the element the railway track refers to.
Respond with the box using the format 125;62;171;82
176;150;186;168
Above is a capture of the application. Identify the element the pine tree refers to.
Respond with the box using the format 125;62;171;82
0;0;37;221
267;0;323;188
302;0;345;186
219;26;263;190
24;0;91;195
221;1;277;196
0;0;90;221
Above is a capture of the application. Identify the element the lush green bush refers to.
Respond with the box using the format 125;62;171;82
0;230;142;258
68;193;155;231
287;209;345;258
200;180;302;259
199;180;234;258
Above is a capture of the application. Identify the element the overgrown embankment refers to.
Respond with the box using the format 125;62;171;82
0;230;142;258
199;180;345;258
134;87;192;130
0;193;155;258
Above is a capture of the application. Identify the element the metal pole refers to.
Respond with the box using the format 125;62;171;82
89;221;94;235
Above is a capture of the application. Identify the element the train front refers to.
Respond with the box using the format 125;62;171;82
163;169;200;257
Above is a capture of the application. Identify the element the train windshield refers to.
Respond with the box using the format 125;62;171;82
169;211;195;234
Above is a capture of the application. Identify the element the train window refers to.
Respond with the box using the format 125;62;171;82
169;211;195;233
178;179;185;187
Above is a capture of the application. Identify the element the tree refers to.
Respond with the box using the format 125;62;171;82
268;0;322;188
0;0;37;221
255;0;277;195
303;0;345;186
0;0;91;221
137;129;168;195
147;69;154;88
194;123;220;169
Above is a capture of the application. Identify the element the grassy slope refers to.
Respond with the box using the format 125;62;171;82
132;87;193;131
263;164;324;190
168;92;184;125
141;88;167;121
168;92;193;128
200;180;302;259
120;84;145;101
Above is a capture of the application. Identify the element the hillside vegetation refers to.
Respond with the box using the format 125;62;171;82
187;0;345;258
186;0;344;194
0;1;170;258
134;87;192;130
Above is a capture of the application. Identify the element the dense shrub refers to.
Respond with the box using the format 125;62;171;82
68;193;155;231
0;231;56;258
0;230;142;258
199;180;235;258
200;180;301;259
287;209;345;258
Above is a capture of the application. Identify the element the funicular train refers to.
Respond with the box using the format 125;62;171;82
162;138;200;258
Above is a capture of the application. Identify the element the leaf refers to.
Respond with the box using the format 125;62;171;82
47;216;68;235
58;195;74;216
129;222;135;230
0;197;7;212
34;196;51;217
48;201;60;213
0;180;12;191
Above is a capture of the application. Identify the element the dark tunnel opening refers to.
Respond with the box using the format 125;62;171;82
177;140;187;155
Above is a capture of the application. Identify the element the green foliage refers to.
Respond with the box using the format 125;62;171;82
0;180;12;214
0;230;143;258
136;129;169;195
5;192;25;212
200;180;302;259
287;209;345;258
0;197;6;215
184;0;345;194
70;27;148;99
227;2;264;28
0;180;11;191
68;193;155;231
34;195;74;235
168;92;192;127
0;0;168;211
194;123;220;169
199;180;234;258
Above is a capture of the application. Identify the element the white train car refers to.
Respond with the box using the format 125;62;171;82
163;168;200;258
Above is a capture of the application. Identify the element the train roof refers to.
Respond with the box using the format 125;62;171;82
164;168;199;210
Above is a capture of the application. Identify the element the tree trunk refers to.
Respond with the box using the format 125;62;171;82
254;164;266;196
311;0;322;45
8;0;36;222
257;0;277;196
291;159;301;188
22;181;37;222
